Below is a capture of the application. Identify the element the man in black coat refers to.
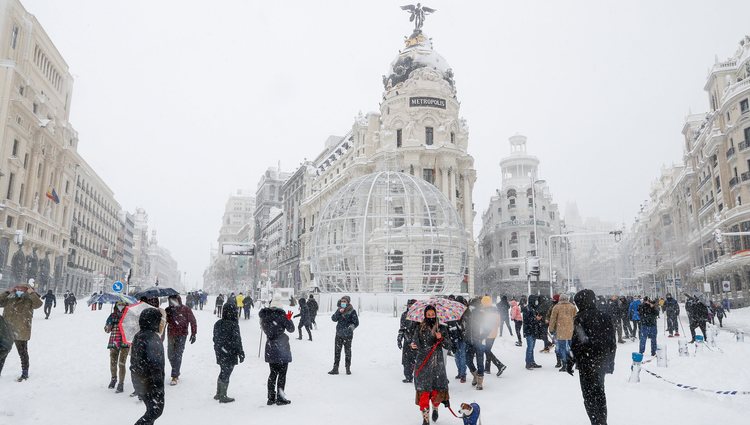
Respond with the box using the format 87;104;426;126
664;294;680;337
260;303;295;405
307;295;319;329
294;298;312;341
329;295;359;375
397;299;418;383
688;296;708;343
41;290;56;319
213;303;244;403
569;289;616;425
130;308;166;425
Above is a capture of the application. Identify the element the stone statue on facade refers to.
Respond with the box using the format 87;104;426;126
27;248;39;282
33;193;39;211
401;3;436;32
11;247;25;282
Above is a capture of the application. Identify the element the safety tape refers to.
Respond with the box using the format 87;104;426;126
642;369;750;395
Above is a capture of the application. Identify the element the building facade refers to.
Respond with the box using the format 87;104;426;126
476;135;563;296
278;162;314;290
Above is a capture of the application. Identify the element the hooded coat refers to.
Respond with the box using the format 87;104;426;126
571;289;616;374
260;307;295;364
0;285;43;341
510;300;522;321
664;297;680;317
165;295;197;337
332;297;359;338
294;298;311;327
549;299;577;340
130;308;165;396
213;304;244;366
411;322;452;405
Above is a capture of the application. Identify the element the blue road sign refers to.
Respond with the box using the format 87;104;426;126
112;281;124;293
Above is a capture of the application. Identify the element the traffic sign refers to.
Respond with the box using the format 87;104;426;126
722;281;731;292
112;281;124;293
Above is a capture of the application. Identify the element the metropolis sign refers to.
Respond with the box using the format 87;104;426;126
409;97;446;109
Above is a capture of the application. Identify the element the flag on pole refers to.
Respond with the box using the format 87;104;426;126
45;187;60;204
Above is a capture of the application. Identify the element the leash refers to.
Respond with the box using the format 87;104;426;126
414;338;443;378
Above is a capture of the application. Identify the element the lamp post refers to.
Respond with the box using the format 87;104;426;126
530;178;545;295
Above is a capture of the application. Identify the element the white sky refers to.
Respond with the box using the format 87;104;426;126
21;0;750;288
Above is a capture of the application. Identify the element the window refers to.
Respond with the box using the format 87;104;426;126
450;132;455;143
425;127;434;145
422;168;435;185
385;250;404;292
11;26;19;49
393;206;405;228
396;129;402;148
745;127;750;143
23;153;28;169
511;250;519;258
11;139;19;157
422;249;444;292
741;99;749;113
6;173;14;200
509;267;520;276
33;103;38;114
6;216;13;228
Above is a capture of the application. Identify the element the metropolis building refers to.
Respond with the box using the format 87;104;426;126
299;23;477;294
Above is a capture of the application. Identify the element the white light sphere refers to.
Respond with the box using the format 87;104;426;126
311;171;468;293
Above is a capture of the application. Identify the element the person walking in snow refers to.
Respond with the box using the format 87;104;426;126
105;301;130;393
398;299;418;383
307;294;319;329
165;295;197;386
510;297;524;346
130;308;166;425
294;297;313;341
328;295;359;375
215;294;224;317
242;295;254;319
664;293;680;337
41;289;56;319
628;295;642;340
481;296;507;377
522;295;543;369
549;293;576;372
497;295;513;337
568;289;616;425
715;303;726;327
66;292;77;314
688;296;708;343
212;303;244;403
236;292;245;317
410;305;452;425
0;281;43;381
260;295;294;405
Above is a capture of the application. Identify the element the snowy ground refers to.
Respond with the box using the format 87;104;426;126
1;304;749;425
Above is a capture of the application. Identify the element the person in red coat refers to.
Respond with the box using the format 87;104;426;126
165;295;197;386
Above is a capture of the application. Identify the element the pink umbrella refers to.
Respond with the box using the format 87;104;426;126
118;302;155;345
406;297;467;324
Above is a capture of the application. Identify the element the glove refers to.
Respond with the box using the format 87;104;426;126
442;400;450;408
189;334;196;344
397;334;404;350
286;311;293;320
239;352;245;363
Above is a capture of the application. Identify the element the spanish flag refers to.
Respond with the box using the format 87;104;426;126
46;187;60;204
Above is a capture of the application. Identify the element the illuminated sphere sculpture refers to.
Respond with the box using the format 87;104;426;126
311;171;468;293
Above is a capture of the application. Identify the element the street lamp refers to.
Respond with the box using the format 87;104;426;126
530;178;545;295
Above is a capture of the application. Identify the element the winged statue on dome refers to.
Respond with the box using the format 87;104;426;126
401;3;436;32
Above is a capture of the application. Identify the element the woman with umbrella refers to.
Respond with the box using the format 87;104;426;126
409;304;454;425
104;300;131;393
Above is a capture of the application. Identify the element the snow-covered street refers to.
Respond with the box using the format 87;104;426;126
1;304;749;425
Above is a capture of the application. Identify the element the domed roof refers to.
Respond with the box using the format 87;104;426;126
384;32;455;90
311;171;468;294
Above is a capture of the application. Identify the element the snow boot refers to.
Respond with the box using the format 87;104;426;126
496;364;507;376
345;366;351;375
328;367;339;375
476;375;484;390
421;409;430;425
108;377;117;389
515;341;523;347
432;406;439;421
276;389;291;405
470;371;478;386
170;377;179;386
214;380;221;400
555;354;562;368
17;370;28;382
116;382;124;393
217;381;235;403
460;376;466;383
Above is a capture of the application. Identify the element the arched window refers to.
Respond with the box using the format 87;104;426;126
507;189;517;198
511;250;519;258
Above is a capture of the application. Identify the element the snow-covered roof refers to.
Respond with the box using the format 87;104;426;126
384;32;454;89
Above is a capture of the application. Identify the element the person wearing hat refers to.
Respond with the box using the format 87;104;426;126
260;293;294;405
130;308;166;424
41;289;57;320
664;293;680;337
568;289;616;425
105;301;130;392
212;301;244;403
0;280;43;381
398;299;418;383
638;296;659;357
329;295;359;375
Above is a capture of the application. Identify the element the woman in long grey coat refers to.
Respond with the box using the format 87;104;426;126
409;305;452;425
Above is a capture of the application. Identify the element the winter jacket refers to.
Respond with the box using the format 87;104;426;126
510;300;522;321
691;301;709;323
571;290;616;374
294;298;311;327
307;298;319;316
638;302;659;327
497;297;511;319
243;297;254;310
105;310;128;349
213;304;244;366
410;322;452;393
628;299;641;321
166;299;197;337
215;295;224;307
484;306;502;339
0;286;43;341
41;291;56;307
332;305;359;338
0;315;13;355
130;308;165;396
549;299;577;340
260;307;294;364
236;294;245;308
522;296;543;338
715;305;726;319
460;402;481;425
664;297;680;317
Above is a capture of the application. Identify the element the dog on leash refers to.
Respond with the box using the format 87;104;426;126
458;402;481;425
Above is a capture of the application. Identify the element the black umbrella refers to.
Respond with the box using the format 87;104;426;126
134;286;179;298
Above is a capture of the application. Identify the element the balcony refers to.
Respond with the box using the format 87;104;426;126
698;198;715;215
740;140;750;152
698;175;711;189
743;171;750;182
730;176;739;188
509;238;519;245
727;146;736;159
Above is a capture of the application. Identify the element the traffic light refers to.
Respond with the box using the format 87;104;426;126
527;257;540;277
551;270;557;283
714;229;723;245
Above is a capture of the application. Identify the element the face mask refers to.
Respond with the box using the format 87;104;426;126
340;303;347;308
425;317;436;325
15;291;24;298
169;300;178;307
117;305;125;311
